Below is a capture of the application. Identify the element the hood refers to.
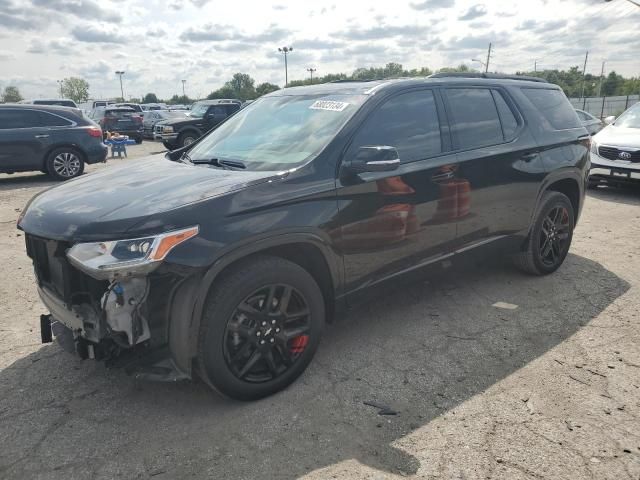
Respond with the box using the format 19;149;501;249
19;155;281;241
163;115;200;126
594;125;640;149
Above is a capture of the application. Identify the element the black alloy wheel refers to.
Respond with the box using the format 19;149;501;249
198;255;324;400
224;284;311;383
538;206;571;268
512;191;574;275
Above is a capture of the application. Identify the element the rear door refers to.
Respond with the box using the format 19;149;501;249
0;109;51;170
336;88;460;293
442;86;543;247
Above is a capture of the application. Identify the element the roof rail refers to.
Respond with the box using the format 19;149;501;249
429;72;548;83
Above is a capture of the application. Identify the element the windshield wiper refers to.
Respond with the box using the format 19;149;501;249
191;158;247;169
179;151;193;164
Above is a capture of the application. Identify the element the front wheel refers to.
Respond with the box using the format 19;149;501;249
179;132;198;148
198;256;325;400
162;140;175;150
512;191;574;275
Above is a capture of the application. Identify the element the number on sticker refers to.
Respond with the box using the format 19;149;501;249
309;101;350;112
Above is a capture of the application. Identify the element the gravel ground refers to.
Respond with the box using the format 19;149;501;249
0;143;639;479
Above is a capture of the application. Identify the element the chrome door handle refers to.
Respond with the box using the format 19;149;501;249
34;134;49;138
431;171;455;182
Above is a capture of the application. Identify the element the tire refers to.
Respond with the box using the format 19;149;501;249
197;255;325;400
134;136;143;144
512;191;575;275
162;141;175;150
179;131;198;148
46;147;85;181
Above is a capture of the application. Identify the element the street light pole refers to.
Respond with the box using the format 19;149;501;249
278;46;293;87
306;67;316;83
115;71;125;101
182;79;186;98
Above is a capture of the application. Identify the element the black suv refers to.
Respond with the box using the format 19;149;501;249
19;75;590;400
0;104;107;180
159;99;241;149
89;106;144;143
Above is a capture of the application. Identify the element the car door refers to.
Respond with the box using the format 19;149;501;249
205;105;228;129
0;109;51;171
443;86;544;247
335;88;460;293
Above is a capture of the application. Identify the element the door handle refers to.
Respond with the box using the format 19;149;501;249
521;152;538;162
34;134;49;139
431;171;455;182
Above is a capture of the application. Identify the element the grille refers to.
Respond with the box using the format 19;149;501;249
598;146;640;163
25;235;107;305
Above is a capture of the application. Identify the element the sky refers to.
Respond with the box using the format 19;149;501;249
0;0;638;100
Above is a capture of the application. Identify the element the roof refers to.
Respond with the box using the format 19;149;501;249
265;75;555;97
195;99;242;105
0;103;81;113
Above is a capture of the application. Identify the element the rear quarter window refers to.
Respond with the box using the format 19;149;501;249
522;88;581;130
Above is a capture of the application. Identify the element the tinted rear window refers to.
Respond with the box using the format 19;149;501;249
446;88;504;150
522;88;581;130
0;109;42;129
105;110;136;119
39;112;73;127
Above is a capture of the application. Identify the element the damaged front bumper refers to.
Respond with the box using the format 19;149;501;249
26;233;201;382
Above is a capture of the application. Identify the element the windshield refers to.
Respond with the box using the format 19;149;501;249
189;103;209;118
187;94;366;171
161;111;187;119
614;103;640;129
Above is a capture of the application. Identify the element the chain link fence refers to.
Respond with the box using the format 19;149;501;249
569;95;640;119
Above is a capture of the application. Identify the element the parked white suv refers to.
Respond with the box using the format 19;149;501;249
589;102;640;187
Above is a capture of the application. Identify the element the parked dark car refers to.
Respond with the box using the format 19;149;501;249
114;103;144;113
143;110;188;139
0;104;107;180
90;106;143;143
19;74;590;400
159;99;241;149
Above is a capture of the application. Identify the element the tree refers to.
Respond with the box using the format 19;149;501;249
255;82;280;97
60;77;90;103
167;94;194;105
207;73;258;101
1;86;23;103
142;93;159;103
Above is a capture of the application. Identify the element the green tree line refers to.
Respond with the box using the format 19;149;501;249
3;64;638;105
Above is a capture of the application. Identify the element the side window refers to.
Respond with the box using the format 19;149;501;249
0;109;42;129
349;90;442;163
226;104;240;115
492;90;519;140
522;88;581;130
210;106;226;117
575;110;588;121
446;88;503;150
39;112;72;127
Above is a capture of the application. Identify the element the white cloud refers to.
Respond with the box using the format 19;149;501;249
0;0;637;100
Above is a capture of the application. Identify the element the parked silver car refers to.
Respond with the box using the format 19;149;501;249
589;102;640;187
575;109;603;136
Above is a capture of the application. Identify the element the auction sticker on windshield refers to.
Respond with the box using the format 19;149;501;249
309;100;350;112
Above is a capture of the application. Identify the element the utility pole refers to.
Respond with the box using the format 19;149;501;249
306;67;316;83
485;43;492;73
57;80;63;98
580;51;589;100
534;60;537;73
278;46;293;87
115;71;125;101
182;79;186;98
597;61;606;97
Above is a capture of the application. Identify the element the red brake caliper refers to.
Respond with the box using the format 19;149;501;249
290;335;309;354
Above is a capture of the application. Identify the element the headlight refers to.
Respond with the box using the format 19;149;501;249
162;126;174;133
67;226;198;279
590;140;598;154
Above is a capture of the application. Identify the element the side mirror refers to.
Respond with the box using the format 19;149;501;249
604;115;616;125
344;146;400;174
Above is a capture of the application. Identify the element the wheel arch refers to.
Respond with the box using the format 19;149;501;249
169;234;342;376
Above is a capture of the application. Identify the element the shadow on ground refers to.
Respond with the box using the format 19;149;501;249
0;253;629;479
587;183;640;206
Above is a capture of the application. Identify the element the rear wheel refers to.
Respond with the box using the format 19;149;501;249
46;147;85;181
198;256;325;400
134;136;143;144
512;191;574;275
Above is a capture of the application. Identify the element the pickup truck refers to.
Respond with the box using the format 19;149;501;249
159;99;241;149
